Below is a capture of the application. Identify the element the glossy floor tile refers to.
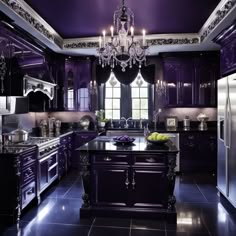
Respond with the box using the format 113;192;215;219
2;172;236;236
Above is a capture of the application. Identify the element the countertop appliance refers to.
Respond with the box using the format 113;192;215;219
217;73;236;208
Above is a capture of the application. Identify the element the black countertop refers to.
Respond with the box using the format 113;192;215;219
78;136;178;153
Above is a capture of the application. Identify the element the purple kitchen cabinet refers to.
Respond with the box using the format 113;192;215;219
58;133;73;179
194;55;219;107
163;57;194;107
0;146;37;223
72;131;97;169
64;58;92;111
214;21;236;76
162;53;219;107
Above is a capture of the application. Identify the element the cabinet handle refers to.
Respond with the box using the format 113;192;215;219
81;136;89;139
27;190;33;195
132;171;136;189
103;156;112;161
145;157;156;163
26;157;32;162
125;170;129;189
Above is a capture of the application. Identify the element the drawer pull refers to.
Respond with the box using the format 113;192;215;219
81;136;89;139
26;157;32;162
145;157;156;163
103;156;112;161
132;171;136;189
125;170;129;189
27;190;33;195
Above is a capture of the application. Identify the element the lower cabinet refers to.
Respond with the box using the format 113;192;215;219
0;146;37;223
58;133;73;178
180;131;217;173
90;151;171;218
92;166;129;206
73;131;97;168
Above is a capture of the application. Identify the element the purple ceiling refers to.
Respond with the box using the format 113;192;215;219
24;0;220;38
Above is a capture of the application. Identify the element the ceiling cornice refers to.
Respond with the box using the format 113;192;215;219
1;0;236;54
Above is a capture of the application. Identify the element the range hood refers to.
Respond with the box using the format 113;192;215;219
0;96;29;115
23;75;57;100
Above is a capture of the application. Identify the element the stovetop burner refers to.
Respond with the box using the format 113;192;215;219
18;137;56;146
0;145;35;154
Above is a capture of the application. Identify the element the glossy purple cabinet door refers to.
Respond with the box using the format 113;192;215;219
214;21;236;76
162;53;219;107
163;57;194;107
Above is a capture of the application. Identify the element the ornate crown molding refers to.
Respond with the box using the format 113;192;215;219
63;34;200;50
0;0;63;47
199;0;236;42
63;38;99;49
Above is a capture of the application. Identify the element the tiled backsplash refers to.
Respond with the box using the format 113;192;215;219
1;108;216;134
157;108;217;122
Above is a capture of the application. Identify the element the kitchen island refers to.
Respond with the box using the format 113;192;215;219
78;136;179;223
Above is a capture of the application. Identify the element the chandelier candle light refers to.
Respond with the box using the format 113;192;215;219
98;0;149;72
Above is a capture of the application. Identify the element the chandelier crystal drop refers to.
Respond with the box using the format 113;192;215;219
97;0;149;72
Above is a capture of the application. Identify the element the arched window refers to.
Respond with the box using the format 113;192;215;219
105;71;121;119
131;71;148;119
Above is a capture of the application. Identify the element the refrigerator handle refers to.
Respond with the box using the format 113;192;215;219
224;96;228;147
228;96;232;149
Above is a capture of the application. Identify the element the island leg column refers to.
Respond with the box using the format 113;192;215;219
80;151;91;216
167;153;177;223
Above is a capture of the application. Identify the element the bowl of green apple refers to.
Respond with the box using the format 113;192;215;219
146;132;169;145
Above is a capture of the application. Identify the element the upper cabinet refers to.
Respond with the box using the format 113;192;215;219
214;21;236;76
64;58;92;111
163;57;194;106
162;52;219;107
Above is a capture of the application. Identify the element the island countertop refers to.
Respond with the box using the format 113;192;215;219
77;136;178;153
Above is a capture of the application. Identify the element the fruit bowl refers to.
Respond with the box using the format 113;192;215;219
146;132;169;145
113;135;135;145
146;139;168;145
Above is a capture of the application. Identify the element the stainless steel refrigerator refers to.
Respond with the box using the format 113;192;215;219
218;73;236;207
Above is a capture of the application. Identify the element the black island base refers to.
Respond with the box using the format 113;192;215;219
78;136;179;223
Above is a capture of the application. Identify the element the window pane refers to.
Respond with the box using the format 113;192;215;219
141;110;148;119
80;88;85;97
132;88;139;98
105;99;112;109
84;88;88;97
113;99;120;109
141;99;148;109
140;88;148;97
106;88;112;98
106;110;112;119
84;98;89;110
132;110;140;119
113;88;121;98
113;110;120;119
132;99;140;109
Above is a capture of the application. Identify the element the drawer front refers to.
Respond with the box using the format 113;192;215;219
22;165;36;185
21;149;37;168
133;154;166;166
21;181;36;209
93;153;130;165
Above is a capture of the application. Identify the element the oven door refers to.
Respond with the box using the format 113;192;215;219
38;150;58;194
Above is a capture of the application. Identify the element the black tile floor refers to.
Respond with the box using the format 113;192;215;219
1;170;236;236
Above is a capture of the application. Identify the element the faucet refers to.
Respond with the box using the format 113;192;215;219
121;117;132;128
154;109;162;130
139;118;143;129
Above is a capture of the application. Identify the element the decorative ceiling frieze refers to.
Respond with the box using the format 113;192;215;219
0;0;63;47
199;0;236;42
147;37;200;46
63;41;99;49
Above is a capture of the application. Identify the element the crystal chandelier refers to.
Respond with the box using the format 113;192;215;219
97;0;148;72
